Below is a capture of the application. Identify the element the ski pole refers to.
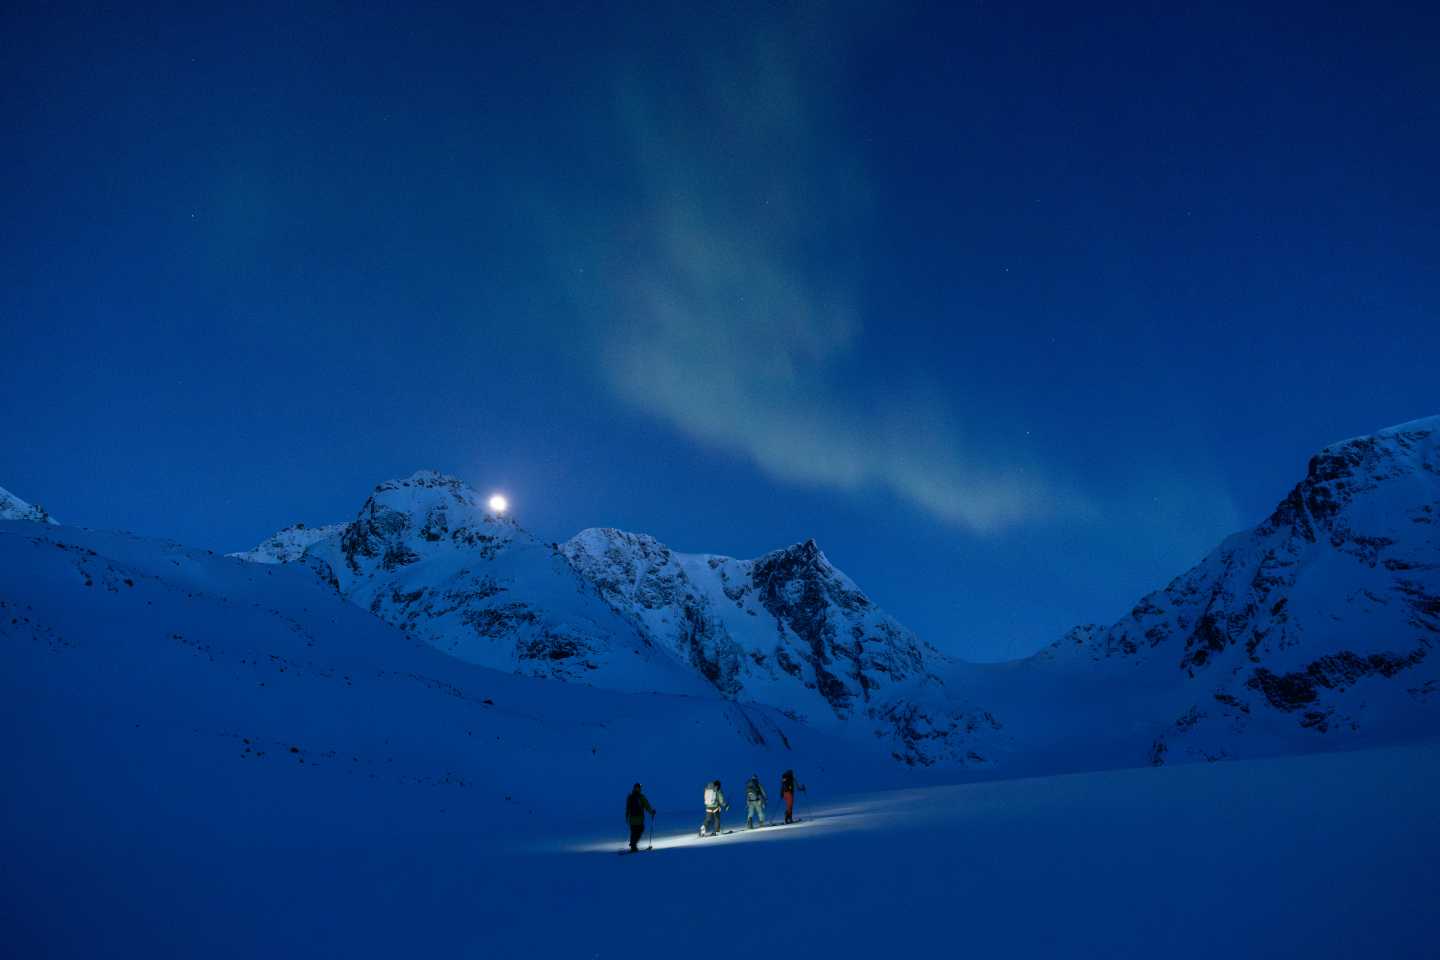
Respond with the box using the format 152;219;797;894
648;811;655;851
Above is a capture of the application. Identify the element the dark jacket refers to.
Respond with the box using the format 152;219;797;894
626;789;655;826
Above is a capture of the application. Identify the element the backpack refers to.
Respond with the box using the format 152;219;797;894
746;778;761;801
626;792;643;818
704;783;718;808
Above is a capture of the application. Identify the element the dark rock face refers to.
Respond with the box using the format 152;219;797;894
678;602;742;696
558;528;748;697
750;539;927;719
874;700;1003;768
339;473;507;577
560;529;969;764
752;541;858;715
1247;650;1429;712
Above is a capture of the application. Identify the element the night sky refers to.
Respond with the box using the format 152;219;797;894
4;2;1437;660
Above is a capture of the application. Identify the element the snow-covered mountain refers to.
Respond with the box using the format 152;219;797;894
0;515;889;945
4;436;1437;957
559;529;1000;765
950;414;1440;772
227;522;348;563
288;471;710;695
560;531;931;710
552;416;1440;770
0;485;58;524
227;416;1440;771
232;474;991;764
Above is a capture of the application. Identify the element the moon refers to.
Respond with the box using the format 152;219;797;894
487;494;509;514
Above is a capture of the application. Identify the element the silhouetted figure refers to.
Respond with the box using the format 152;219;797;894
780;769;806;824
625;783;655;851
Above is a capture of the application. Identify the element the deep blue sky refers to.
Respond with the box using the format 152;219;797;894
4;2;1437;660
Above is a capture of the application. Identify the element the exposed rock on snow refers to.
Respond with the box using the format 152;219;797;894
559;528;990;765
229;522;349;563
240;477;982;762
0;485;58;525
293;471;707;694
232;416;1440;771
561;531;934;713
1025;414;1440;765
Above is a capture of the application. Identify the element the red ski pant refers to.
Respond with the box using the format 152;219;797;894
782;789;794;821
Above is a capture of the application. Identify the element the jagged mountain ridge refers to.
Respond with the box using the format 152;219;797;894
290;471;708;696
557;529;988;765
981;415;1440;769
560;529;935;715
227;415;1440;771
0;485;58;525
231;474;979;764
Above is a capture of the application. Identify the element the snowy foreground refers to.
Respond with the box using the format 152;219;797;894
567;746;1440;958
6;729;1438;957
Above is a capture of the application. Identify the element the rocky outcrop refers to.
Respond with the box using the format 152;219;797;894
250;472;706;695
0;485;58;525
560;528;974;765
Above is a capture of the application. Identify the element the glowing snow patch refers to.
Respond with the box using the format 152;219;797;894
568;808;875;855
487;494;509;514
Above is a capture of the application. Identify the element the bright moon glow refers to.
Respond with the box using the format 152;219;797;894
487;494;509;514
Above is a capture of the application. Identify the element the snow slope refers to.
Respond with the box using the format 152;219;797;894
0;516;914;956
551;743;1439;959
0;484;57;524
0;519;870;812
227;521;349;563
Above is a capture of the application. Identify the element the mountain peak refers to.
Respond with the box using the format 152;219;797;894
1260;414;1440;540
1310;414;1438;473
1323;414;1440;452
368;470;520;527
374;469;473;497
568;527;668;552
755;537;832;573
